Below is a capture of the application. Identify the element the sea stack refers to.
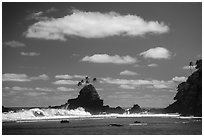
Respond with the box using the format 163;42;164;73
67;84;104;114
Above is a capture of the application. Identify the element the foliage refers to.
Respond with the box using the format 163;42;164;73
166;59;202;116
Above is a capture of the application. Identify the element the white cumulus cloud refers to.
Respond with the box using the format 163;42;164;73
20;52;40;56
147;63;158;67
2;73;49;82
101;77;176;90
53;80;78;85
55;74;73;79
82;54;137;64
182;65;196;70
3;73;31;82
140;47;172;59
55;74;85;79
4;40;26;48
57;87;75;92
172;76;187;82
120;70;138;76
30;74;49;81
25;9;169;41
119;84;136;89
3;86;34;91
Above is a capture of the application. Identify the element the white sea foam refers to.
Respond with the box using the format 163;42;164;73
2;107;91;122
2;108;201;122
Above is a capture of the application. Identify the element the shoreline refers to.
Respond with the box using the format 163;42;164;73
3;116;202;135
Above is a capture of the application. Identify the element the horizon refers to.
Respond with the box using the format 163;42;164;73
2;2;202;108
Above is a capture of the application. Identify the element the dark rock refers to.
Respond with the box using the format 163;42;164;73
134;121;141;123
108;123;123;127
103;106;125;114
129;104;142;113
60;120;69;123
2;106;13;112
165;59;202;117
33;110;44;117
67;84;104;114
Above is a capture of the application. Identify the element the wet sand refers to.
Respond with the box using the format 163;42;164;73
2;117;202;135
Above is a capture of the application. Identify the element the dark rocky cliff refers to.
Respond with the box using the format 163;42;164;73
165;59;202;116
67;84;104;114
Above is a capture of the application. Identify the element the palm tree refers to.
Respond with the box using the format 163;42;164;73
93;77;97;82
77;81;82;87
84;76;89;85
85;76;89;81
86;80;89;84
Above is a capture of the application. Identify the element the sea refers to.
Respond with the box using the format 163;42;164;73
2;107;202;135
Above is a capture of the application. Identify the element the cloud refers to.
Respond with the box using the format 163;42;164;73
3;73;31;82
82;54;137;64
25;9;169;41
55;74;85;79
26;8;58;21
46;7;58;13
101;77;177;90
30;74;49;81
4;40;26;48
53;80;78;85
57;87;75;92
96;88;104;91
35;87;54;92
55;74;73;79
140;47;172;59
20;52;40;56
182;65;196;70
119;84;135;89
24;92;47;96
172;76;187;82
3;86;34;91
3;86;74;93
120;70;138;76
147;63;158;67
2;73;49;82
151;84;169;89
73;75;86;79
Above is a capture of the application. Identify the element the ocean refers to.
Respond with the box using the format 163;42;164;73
2;107;202;135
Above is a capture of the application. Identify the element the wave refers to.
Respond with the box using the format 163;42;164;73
2;107;91;122
2;107;201;122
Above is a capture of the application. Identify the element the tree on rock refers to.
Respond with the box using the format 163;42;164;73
165;59;202;116
68;76;104;114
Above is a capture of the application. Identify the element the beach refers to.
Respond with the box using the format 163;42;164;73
3;116;202;135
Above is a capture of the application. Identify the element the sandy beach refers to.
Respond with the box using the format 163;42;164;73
2;117;202;135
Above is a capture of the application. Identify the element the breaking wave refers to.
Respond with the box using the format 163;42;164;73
2;107;91;122
2;107;201;122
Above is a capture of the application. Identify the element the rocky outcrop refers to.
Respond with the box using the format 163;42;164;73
2;106;12;112
103;105;125;114
67;84;104;114
50;84;126;114
165;59;202;116
129;104;142;113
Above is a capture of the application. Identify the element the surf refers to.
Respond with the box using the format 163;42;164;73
2;107;201;123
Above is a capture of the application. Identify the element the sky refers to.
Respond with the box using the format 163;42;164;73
2;2;202;108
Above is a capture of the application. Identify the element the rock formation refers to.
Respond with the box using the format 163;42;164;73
165;59;202;116
129;104;142;113
103;105;125;114
67;84;104;114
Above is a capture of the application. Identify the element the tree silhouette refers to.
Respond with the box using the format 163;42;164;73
189;61;194;74
76;76;97;87
93;77;97;82
77;81;82;87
